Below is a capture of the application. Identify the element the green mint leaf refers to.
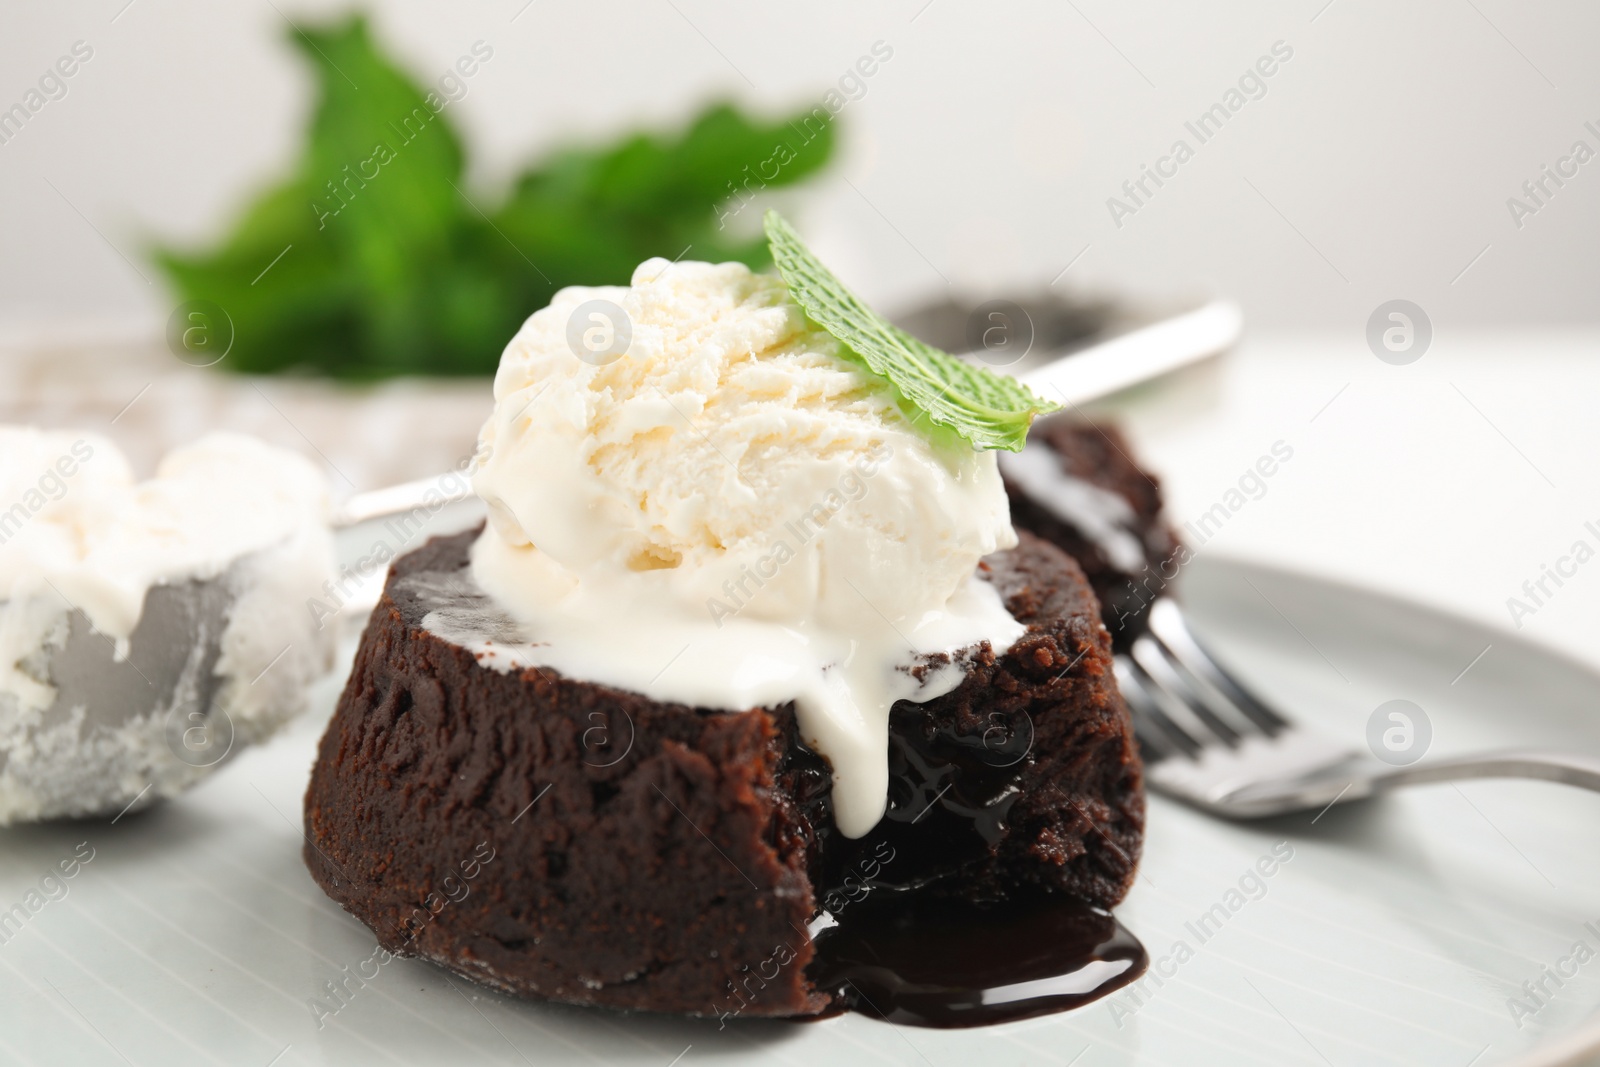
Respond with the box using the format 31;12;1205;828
763;210;1057;452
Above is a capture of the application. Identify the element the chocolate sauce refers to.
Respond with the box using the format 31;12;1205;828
795;698;1044;903
776;623;1147;1028
809;888;1146;1028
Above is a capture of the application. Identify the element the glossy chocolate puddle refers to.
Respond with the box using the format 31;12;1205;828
806;888;1147;1029
778;678;1147;1028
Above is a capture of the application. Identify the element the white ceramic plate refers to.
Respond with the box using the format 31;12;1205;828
3;555;1600;1067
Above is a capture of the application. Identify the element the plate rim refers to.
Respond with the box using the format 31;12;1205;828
1186;553;1600;1067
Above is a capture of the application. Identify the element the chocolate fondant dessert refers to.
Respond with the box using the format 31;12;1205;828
1001;418;1182;648
304;220;1154;1026
303;524;1142;1018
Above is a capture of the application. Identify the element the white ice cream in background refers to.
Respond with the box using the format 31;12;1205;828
0;429;338;823
469;258;1024;837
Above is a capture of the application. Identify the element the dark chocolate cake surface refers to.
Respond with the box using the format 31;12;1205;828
303;524;1142;1018
1002;417;1182;647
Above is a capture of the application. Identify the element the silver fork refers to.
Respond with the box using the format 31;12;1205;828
1114;598;1600;818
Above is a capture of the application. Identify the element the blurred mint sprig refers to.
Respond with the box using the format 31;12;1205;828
154;16;836;378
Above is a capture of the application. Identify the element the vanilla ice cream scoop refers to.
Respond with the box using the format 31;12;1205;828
469;259;1024;837
0;429;338;823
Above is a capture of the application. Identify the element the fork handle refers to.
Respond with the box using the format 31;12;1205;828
1368;749;1600;794
1219;749;1600;816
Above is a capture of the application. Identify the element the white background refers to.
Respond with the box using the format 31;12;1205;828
1;0;1598;331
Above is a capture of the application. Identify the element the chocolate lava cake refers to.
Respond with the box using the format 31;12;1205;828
303;524;1142;1018
1002;417;1182;648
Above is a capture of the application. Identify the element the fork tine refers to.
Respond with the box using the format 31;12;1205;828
1148;598;1290;735
1129;636;1244;748
1113;657;1199;761
1136;624;1277;743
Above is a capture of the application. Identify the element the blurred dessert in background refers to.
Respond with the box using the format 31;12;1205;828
893;290;1115;373
1001;418;1183;648
0;429;336;823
